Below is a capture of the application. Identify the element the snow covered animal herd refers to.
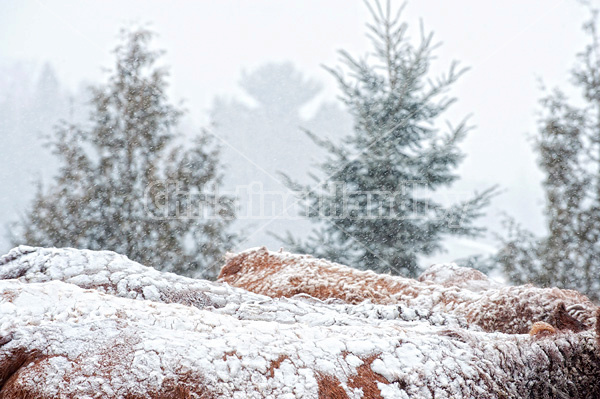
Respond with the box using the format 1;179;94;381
0;246;599;398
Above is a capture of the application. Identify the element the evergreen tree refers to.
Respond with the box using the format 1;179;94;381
496;9;600;300
14;28;236;279
211;62;352;250
0;62;70;253
280;1;494;277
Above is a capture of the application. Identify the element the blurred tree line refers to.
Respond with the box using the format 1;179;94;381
495;7;600;301
8;0;600;301
0;62;80;252
15;1;495;280
12;29;237;279
211;62;352;251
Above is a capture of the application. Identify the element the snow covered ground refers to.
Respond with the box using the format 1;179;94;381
1;246;599;398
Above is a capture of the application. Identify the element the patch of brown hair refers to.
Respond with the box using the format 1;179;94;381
346;354;388;399
529;321;556;338
547;302;588;333
596;308;600;348
218;254;245;279
267;354;290;378
221;350;238;362
316;372;348;399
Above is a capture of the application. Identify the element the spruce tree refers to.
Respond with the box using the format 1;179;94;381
211;62;352;249
496;9;600;300
280;1;494;277
14;28;236;279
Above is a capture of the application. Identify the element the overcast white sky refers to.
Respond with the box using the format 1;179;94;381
0;0;591;262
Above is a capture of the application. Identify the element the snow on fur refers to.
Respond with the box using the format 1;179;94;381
2;246;600;398
2;279;600;398
0;246;467;329
219;247;597;334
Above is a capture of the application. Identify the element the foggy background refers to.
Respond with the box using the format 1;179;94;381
0;0;588;266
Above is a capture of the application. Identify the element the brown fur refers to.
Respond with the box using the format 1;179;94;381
596;309;600;348
346;354;387;399
0;356;215;399
547;302;588;333
0;335;215;399
219;248;598;334
267;354;290;378
418;265;489;288
528;321;556;338
221;350;238;361
316;372;348;399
